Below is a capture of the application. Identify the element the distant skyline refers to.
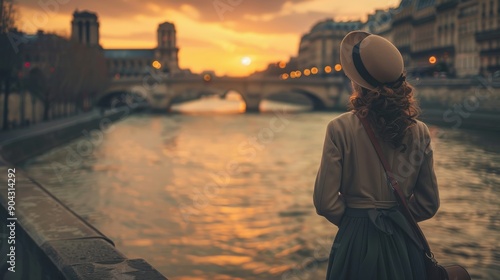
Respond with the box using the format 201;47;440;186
17;0;400;76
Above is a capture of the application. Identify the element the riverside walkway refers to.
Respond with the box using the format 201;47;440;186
0;110;104;143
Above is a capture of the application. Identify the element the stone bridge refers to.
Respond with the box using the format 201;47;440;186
100;76;349;111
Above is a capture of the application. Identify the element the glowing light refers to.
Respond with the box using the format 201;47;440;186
429;56;437;64
324;66;332;73
24;62;31;68
278;61;286;68
311;67;319;74
241;57;252;66
295;70;302;78
304;69;311;76
152;60;162;69
281;73;289;80
203;74;212;82
290;71;296;78
334;64;342;72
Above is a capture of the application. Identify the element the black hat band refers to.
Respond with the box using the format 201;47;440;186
352;40;405;88
352;40;380;88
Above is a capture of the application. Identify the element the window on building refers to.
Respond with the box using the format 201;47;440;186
85;21;90;44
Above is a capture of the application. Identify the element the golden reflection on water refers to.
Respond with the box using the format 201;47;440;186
23;113;500;279
170;96;246;114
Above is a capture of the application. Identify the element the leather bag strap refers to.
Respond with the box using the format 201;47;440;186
356;113;433;255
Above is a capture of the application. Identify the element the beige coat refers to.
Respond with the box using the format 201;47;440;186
313;111;440;227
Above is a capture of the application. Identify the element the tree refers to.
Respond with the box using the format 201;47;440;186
0;0;18;130
22;34;110;119
24;68;48;111
0;0;17;33
72;44;109;111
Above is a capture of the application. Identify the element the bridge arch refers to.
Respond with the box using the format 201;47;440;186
167;87;224;107
97;86;151;109
289;88;328;110
262;88;328;111
107;76;344;111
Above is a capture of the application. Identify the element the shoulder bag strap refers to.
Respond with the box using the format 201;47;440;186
356;113;434;256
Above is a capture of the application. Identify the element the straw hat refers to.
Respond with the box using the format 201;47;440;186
340;31;405;90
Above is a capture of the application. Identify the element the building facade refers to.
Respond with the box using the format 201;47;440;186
362;9;395;42
295;0;499;79
70;10;181;78
475;0;500;76
456;0;480;76
411;0;438;69
297;19;362;73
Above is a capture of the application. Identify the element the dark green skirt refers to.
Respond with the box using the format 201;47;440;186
326;207;427;280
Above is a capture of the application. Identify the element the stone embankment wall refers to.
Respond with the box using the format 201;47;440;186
338;78;500;131
415;79;499;131
1;109;128;165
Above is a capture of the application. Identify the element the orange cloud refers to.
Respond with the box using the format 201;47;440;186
16;0;401;76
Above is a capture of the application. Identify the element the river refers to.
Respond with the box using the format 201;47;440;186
22;106;500;279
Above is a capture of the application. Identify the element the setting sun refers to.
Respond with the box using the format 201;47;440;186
241;57;252;66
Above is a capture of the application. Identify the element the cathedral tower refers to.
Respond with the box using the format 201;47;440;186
71;10;99;47
156;22;179;73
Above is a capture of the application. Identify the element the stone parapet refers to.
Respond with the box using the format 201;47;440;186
0;160;168;279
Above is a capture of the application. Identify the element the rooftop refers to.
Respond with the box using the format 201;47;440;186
103;49;155;59
310;19;363;33
73;10;98;19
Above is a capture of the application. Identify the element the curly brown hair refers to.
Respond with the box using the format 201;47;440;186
348;78;420;152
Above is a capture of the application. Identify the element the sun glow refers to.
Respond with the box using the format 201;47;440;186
241;57;252;66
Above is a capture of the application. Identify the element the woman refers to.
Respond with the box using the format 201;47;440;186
313;31;440;280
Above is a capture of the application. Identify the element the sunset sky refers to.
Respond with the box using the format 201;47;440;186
17;0;399;76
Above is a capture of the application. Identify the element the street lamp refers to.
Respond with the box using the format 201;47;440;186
152;60;162;69
429;56;437;64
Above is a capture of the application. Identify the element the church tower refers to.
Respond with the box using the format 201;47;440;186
71;10;100;47
156;22;179;74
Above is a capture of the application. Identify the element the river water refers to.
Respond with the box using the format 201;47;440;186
22;108;500;279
